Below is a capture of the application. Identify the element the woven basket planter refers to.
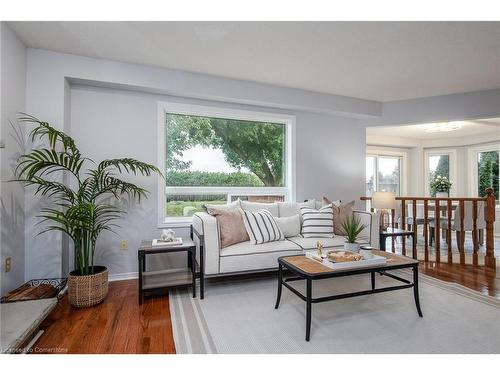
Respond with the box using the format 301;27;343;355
68;266;108;308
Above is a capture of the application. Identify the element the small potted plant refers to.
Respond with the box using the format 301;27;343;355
430;175;452;198
341;215;367;252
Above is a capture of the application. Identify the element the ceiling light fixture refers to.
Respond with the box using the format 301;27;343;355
424;122;462;133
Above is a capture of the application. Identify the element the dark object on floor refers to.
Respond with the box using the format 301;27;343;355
1;278;67;303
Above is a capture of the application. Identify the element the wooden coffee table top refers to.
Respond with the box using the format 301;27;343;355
280;250;418;276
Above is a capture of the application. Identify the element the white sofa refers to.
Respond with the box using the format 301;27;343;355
192;200;379;278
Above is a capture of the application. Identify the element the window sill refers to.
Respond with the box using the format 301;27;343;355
158;219;193;229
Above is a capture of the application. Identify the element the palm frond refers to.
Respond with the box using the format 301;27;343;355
19;113;79;155
98;158;162;177
14;176;76;203
16;148;85;181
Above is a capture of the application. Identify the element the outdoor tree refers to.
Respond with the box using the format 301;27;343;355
478;151;499;198
430;155;449;195
166;114;285;187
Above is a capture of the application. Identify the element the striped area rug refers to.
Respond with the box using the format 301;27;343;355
169;271;500;354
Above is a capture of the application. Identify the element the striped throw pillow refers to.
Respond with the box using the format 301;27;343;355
240;209;285;244
300;204;335;238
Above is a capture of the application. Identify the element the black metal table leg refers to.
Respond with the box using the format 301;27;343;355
371;271;375;290
275;263;283;309
138;252;144;305
200;242;205;299
305;279;312;341
380;234;386;251
191;248;196;298
413;265;423;317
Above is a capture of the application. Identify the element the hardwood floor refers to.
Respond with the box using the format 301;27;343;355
31;261;499;354
32;279;176;354
419;262;500;299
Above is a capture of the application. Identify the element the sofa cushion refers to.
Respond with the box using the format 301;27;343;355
220;238;302;257
277;200;315;217
300;204;335;238
203;200;240;212
240;200;279;217
321;196;341;208
274;214;301;238
241;209;285;244
333;200;355;235
207;206;249;248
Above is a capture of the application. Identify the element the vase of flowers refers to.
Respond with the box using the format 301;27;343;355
430;175;452;197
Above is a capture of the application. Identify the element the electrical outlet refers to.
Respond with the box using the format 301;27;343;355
5;257;11;273
120;240;128;251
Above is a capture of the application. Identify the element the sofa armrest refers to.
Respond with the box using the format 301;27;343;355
353;210;380;248
192;212;220;275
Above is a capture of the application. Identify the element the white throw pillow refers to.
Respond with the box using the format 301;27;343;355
300;204;335;238
278;200;315;217
240;208;285;244
240;200;279;217
274;214;301;238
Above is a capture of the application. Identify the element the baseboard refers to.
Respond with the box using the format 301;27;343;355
109;272;138;282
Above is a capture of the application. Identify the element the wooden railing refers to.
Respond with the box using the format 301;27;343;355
361;188;496;269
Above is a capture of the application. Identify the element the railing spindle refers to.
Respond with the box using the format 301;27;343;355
412;199;417;259
391;209;395;253
424;200;429;262
435;199;440;264
401;199;406;256
459;200;465;265
447;200;453;264
472;200;478;266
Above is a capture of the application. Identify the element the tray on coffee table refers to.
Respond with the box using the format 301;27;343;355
305;250;387;270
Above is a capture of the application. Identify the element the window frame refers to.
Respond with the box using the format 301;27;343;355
157;101;296;226
424;148;457;197
366;147;408;196
467;142;500;203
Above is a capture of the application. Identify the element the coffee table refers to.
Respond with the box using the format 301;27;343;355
275;250;422;341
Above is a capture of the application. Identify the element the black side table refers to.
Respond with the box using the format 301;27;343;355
138;237;197;304
379;227;416;258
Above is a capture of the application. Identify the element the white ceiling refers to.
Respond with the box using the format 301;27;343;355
367;118;500;140
8;21;500;101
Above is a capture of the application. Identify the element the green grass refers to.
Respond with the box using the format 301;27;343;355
166;200;227;217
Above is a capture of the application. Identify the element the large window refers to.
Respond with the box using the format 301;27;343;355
424;150;457;196
477;150;499;200
158;103;294;223
366;155;401;196
428;154;450;196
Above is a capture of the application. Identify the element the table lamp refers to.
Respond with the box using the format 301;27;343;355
371;191;397;230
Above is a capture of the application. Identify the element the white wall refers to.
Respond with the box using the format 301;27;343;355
19;47;500;281
0;23;26;294
24;49;366;280
69;85;364;277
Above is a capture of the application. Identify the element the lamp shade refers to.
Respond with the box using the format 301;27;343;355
371;191;397;210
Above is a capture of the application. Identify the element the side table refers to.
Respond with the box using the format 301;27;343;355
379;227;416;258
138;237;197;304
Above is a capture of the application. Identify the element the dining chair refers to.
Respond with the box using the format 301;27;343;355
429;201;485;250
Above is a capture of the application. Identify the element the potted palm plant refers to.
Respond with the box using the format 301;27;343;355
15;115;161;308
341;215;367;252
